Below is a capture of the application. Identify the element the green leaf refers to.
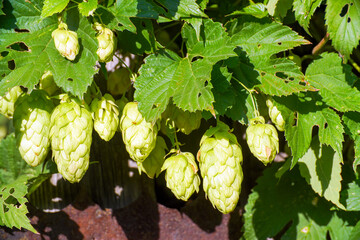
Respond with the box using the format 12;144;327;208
101;0;165;33
41;0;70;18
350;220;360;240
340;179;360;211
298;137;344;209
325;0;360;58
306;52;360;112
78;0;97;16
0;176;37;233
0;1;4;15
0;2;98;98
327;211;356;240
243;163;333;239
267;0;294;18
157;0;207;20
342;112;360;174
135;19;236;121
230;19;310;61
228;3;268;19
293;0;322;35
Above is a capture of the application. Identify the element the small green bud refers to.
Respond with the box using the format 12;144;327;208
266;99;285;131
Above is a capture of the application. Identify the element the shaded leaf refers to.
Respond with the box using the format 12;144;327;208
228;3;268;19
267;0;294;18
340;179;360;211
293;0;322;35
342;111;360;174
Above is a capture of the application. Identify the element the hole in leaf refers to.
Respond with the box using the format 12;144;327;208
1;51;9;57
204;80;209;87
292;112;298;126
7;42;29;52
9;188;14;194
198;93;202;98
192;56;203;62
324;123;328;129
151;104;158;109
340;4;349;17
275;72;289;79
273;65;277;68
289;77;294;81
3;205;9;213
348;17;351;23
261;72;266;76
1;74;5;78
8;60;15;70
257;44;261;48
350;2;354;6
5;195;17;205
14;28;29;33
67;78;73;82
278;42;282;45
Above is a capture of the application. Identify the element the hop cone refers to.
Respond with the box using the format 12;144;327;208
50;96;93;183
246;116;279;165
95;23;117;62
266;99;285;131
91;94;119;141
0;86;23;118
119;102;158;162
52;23;79;61
161;151;200;201
197;121;243;214
40;71;59;96
13;90;54;167
107;68;132;96
137;136;167;178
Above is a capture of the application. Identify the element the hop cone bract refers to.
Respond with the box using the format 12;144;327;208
266;99;285;131
14;90;54;167
0;86;23;118
119;102;158;162
137;136;167;178
197;121;243;214
161;151;200;201
95;23;117;62
50;97;93;183
52;23;79;61
91;94;119;141
246;116;279;165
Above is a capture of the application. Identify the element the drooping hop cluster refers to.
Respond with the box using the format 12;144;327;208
91;94;119;141
266;99;285;131
50;96;93;183
161;152;200;201
13;90;54;167
197;121;243;214
161;103;202;135
95;23;117;62
119;102;158;162
0;86;23;118
246;116;279;165
137;136;167;178
107;68;132;96
52;22;79;61
40;71;59;96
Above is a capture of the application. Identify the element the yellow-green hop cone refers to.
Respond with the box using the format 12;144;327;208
50;96;93;183
40;71;59;96
246;116;279;165
95;23;117;62
119;102;158;163
13;90;54;167
266;99;285;131
137;136;167;178
161;151;200;201
197;121;243;214
52;23;79;61
0;86;23;119
91;94;119;141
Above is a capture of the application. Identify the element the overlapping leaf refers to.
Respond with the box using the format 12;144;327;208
306;52;360;112
325;0;360;58
0;0;98;98
157;0;206;20
342;111;360;174
293;0;322;35
78;0;97;16
135;19;236;121
41;0;70;18
298;137;344;209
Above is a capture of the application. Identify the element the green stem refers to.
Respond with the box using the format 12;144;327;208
349;58;360;75
232;77;260;117
165;31;181;49
172;120;181;151
115;55;135;77
312;33;330;55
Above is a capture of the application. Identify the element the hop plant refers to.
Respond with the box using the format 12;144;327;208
91;94;119;141
50;96;93;183
13;90;54;167
107;68;132;96
197;121;243;214
95;23;117;62
40;71;59;96
52;22;79;61
137;136;167;178
246;116;279;165
119;102;158;162
0;86;23;119
161;151;200;201
266;99;285;131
